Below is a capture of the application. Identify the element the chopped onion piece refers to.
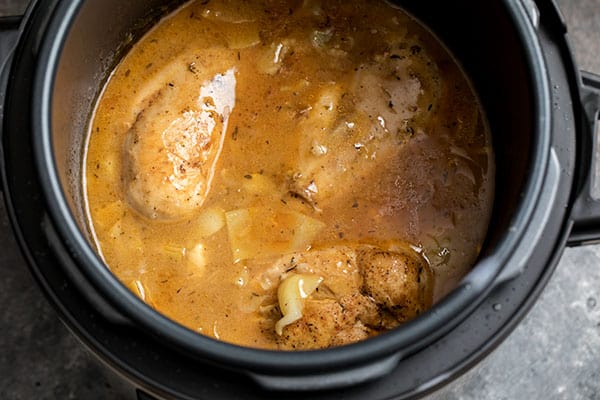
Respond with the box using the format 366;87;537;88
242;173;278;195
162;244;186;261
127;278;154;307
222;22;261;49
188;243;208;274
225;208;325;262
275;274;323;335
94;201;124;230
128;279;147;300
199;1;259;23
195;206;226;237
257;42;289;75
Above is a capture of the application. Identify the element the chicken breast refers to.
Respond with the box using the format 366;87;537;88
123;55;237;220
289;57;429;211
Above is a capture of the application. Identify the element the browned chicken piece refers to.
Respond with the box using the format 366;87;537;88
278;298;372;350
277;292;401;350
329;323;371;347
357;245;433;321
123;52;237;220
275;245;427;349
278;298;347;350
339;293;398;331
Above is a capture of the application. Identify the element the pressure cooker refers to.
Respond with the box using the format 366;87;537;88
1;0;599;399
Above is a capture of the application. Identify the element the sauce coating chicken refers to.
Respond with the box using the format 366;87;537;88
123;54;236;220
291;50;433;211
85;0;494;350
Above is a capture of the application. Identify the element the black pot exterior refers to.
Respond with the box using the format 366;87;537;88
0;0;587;398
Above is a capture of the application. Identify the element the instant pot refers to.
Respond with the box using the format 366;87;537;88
1;0;599;399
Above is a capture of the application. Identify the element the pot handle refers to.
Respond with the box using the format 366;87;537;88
568;70;600;246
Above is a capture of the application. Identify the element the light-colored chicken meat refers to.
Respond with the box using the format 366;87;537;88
123;53;237;220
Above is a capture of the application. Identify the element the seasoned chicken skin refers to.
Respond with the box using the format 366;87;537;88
358;245;432;321
123;54;237;220
278;298;370;350
273;244;432;349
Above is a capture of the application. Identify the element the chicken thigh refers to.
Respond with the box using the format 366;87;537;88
274;244;432;349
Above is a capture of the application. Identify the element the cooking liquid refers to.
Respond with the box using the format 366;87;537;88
84;0;494;349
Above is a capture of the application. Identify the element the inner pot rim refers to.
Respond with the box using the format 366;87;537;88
30;0;552;374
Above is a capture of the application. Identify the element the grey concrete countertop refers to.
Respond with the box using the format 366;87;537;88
1;1;599;399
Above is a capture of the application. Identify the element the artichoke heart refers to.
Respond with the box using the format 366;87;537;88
275;274;323;335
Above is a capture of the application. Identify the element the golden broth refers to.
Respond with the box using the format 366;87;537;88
85;0;494;350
